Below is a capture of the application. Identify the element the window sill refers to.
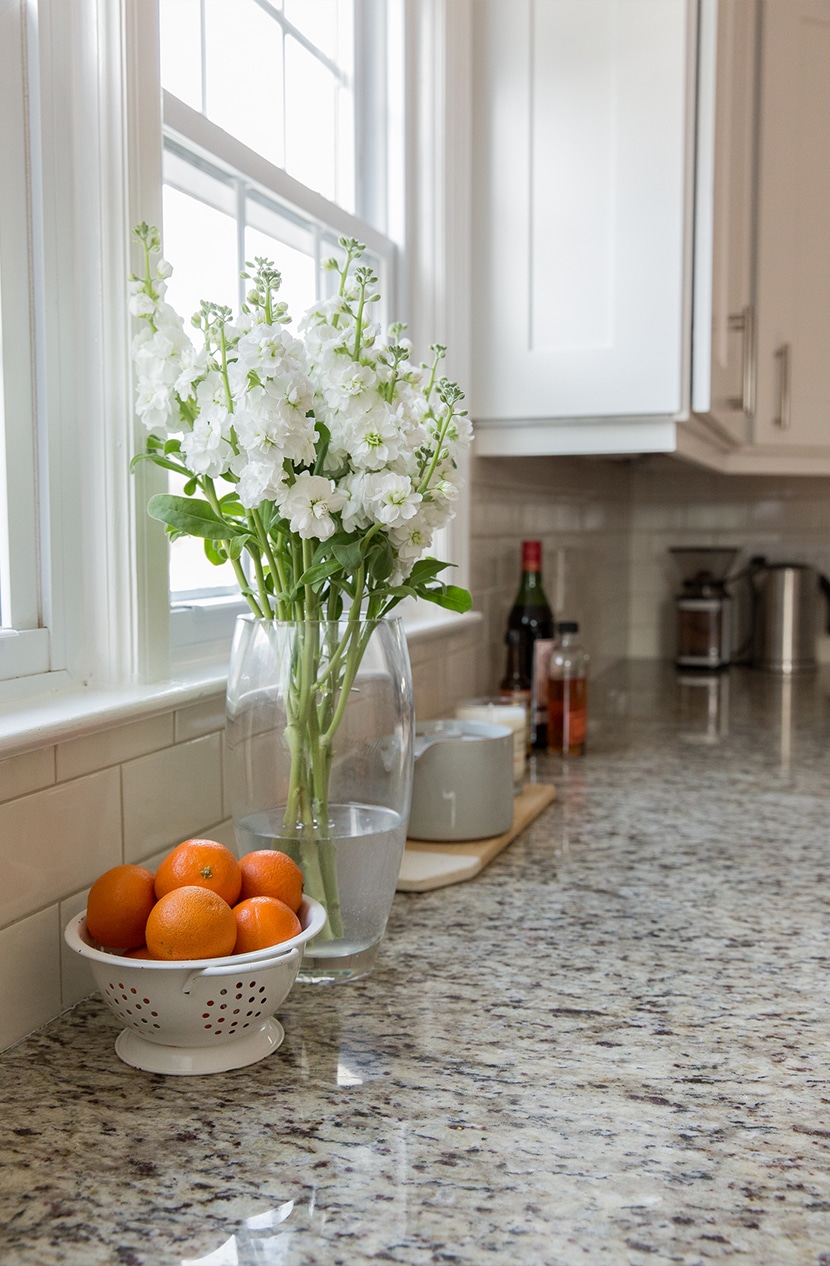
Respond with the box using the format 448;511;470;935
0;609;481;760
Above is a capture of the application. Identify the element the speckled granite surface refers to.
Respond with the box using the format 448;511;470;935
3;663;830;1265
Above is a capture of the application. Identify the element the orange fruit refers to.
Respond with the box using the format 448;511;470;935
238;850;304;913
145;886;238;961
124;945;155;959
231;896;302;955
154;838;242;906
86;864;157;949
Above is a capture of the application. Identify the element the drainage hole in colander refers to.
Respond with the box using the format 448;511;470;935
142;997;150;1004
219;988;228;996
130;987;137;994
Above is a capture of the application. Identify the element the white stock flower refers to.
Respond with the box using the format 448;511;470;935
280;474;347;541
339;470;372;533
135;380;175;433
128;292;157;318
181;416;234;478
235;457;287;509
340;403;404;471
364;471;422;528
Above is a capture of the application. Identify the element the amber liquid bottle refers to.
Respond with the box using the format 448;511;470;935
506;541;554;748
547;622;589;756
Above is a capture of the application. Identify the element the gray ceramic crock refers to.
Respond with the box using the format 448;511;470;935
407;719;515;841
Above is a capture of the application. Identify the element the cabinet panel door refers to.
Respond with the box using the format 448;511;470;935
470;0;689;423
754;0;830;447
693;0;757;443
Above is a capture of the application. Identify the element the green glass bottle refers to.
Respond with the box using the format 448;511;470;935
505;541;554;747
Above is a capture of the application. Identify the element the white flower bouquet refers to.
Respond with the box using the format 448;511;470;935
129;224;471;935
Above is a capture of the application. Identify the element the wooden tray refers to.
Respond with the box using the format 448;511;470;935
396;781;556;892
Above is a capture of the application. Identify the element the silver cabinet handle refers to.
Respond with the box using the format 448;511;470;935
727;305;755;416
775;342;792;430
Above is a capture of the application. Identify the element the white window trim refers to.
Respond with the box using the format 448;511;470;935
0;0;48;678
0;0;475;747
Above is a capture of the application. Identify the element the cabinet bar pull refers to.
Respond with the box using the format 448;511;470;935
775;342;792;430
727;305;755;416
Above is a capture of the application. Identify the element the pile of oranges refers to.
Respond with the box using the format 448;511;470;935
85;839;305;961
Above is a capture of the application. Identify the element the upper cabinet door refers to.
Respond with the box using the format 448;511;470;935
692;0;758;444
753;0;830;449
470;0;690;427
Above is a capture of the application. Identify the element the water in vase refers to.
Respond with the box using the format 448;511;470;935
234;803;406;980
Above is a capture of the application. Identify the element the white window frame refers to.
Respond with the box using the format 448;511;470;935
0;0;49;682
0;0;474;737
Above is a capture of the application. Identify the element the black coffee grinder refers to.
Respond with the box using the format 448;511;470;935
669;547;739;670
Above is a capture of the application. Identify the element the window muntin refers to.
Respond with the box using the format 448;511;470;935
159;0;359;217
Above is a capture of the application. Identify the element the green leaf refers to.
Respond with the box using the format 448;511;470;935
408;557;453;586
130;451;190;477
367;537;394;583
203;539;228;566
417;584;472;613
299;560;341;587
147;493;245;540
330;534;364;570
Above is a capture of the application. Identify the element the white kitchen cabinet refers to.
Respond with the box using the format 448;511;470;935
470;0;691;456
753;0;830;453
686;0;830;473
690;0;757;447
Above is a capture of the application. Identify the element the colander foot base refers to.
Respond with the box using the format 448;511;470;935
114;1018;285;1075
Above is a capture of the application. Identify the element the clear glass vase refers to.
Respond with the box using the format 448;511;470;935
225;616;414;983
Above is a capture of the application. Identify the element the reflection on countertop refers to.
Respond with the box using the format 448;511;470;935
3;660;830;1265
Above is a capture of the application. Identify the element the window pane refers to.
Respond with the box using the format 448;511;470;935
284;0;340;60
285;37;339;205
162;184;239;320
159;0;202;111
203;0;284;167
161;185;240;600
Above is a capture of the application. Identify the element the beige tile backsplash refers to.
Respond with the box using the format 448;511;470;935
5;450;830;1050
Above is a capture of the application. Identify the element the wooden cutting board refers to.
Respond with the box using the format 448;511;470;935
396;781;556;892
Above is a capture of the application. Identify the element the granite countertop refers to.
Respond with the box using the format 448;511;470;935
3;662;830;1265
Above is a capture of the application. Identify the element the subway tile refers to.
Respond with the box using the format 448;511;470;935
684;503;748;532
56;714;174;782
0;746;55;804
122;734;223;863
412;657;448;721
174;694;227;743
0;769;122;930
0;907;62;1050
60;888;95;1009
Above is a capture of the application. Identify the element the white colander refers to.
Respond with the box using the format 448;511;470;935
64;895;327;1075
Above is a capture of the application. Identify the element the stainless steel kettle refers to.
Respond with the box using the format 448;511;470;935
751;559;830;673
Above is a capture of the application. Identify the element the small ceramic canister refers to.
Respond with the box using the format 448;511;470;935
456;698;528;792
408;719;515;841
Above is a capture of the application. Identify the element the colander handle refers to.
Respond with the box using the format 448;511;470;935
182;946;302;994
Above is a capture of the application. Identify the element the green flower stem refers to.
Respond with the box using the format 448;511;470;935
200;476;266;617
417;405;456;495
249;509;287;617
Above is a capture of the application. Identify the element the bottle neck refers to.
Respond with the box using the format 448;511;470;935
516;569;546;603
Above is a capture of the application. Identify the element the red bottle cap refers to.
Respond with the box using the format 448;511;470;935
521;540;542;571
